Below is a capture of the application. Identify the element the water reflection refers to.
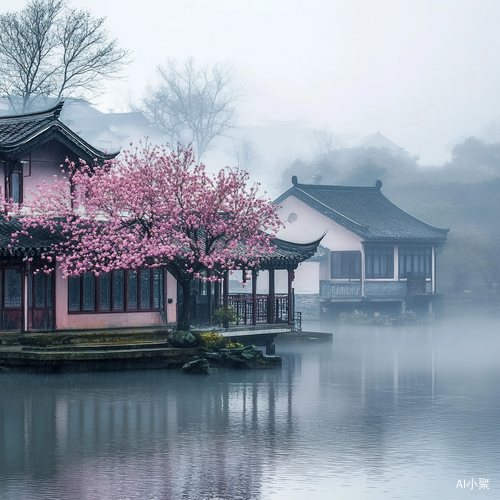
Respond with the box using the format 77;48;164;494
1;318;500;499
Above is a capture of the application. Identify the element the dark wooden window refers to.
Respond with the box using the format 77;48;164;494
10;172;22;203
68;277;81;311
82;272;95;311
32;272;52;308
0;268;24;331
330;251;361;280
68;268;163;313
127;270;138;309
4;269;22;308
398;246;431;279
34;272;45;308
6;166;23;204
99;272;111;310
152;269;162;309
113;270;124;310
140;269;151;309
365;246;394;279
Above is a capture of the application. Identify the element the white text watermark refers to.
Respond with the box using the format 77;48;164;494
456;478;489;490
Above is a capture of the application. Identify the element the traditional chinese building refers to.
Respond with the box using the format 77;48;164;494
275;176;449;320
0;104;319;332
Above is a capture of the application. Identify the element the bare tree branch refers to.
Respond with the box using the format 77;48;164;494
228;137;259;173
56;8;130;101
0;0;130;113
142;59;244;160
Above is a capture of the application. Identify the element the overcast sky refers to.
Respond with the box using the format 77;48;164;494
4;0;500;164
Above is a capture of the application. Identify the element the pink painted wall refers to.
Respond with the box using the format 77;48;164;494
54;266;176;330
22;141;71;204
0;161;5;199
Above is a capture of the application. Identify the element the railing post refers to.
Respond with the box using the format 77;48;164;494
252;269;257;326
268;268;275;324
207;270;212;325
287;268;294;325
223;270;229;328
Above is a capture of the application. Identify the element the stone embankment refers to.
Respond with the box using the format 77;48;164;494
0;329;281;374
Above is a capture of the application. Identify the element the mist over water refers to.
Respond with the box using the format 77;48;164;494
1;317;499;500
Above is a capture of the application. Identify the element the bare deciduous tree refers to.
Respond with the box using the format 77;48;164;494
143;59;243;160
310;126;345;156
229;137;259;173
0;0;130;113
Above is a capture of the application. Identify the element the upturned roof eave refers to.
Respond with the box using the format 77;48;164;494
0;122;118;163
0;101;64;121
0;101;118;162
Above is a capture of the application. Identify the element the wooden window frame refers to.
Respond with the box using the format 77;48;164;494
330;251;361;280
365;245;394;279
398;246;432;279
67;268;163;314
6;164;24;204
2;268;23;310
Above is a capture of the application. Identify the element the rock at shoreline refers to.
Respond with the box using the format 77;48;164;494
182;358;211;375
169;331;199;348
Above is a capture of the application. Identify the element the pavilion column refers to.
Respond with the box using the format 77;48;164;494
252;269;258;326
287;267;294;325
214;279;220;310
223;270;229;309
268;268;276;324
207;270;212;325
223;270;230;328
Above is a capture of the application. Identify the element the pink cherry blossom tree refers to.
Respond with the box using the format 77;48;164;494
17;144;281;330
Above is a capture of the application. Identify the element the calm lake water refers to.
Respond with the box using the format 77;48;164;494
1;318;499;500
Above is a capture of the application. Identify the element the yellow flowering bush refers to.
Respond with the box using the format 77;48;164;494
200;332;244;350
200;332;224;348
225;341;244;349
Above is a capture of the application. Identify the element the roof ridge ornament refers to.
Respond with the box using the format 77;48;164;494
375;180;382;190
292;175;298;186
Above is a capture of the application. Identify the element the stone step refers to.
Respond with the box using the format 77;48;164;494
22;341;169;352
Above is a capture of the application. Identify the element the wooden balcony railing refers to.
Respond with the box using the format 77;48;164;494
228;294;290;325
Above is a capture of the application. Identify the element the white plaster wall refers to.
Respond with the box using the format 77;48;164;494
277;196;363;250
274;269;289;294
257;270;269;294
293;262;320;294
277;196;363;282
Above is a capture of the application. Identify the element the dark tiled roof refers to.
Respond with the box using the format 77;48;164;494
274;178;449;242
0;102;117;162
0;218;61;257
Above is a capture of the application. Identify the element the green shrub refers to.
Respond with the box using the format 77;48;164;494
213;307;237;325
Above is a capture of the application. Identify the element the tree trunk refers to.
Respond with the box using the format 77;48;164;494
177;277;192;331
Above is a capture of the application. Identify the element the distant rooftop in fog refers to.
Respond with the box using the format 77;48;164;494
59;99;165;152
352;131;404;152
0;101;116;163
0;98;165;153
